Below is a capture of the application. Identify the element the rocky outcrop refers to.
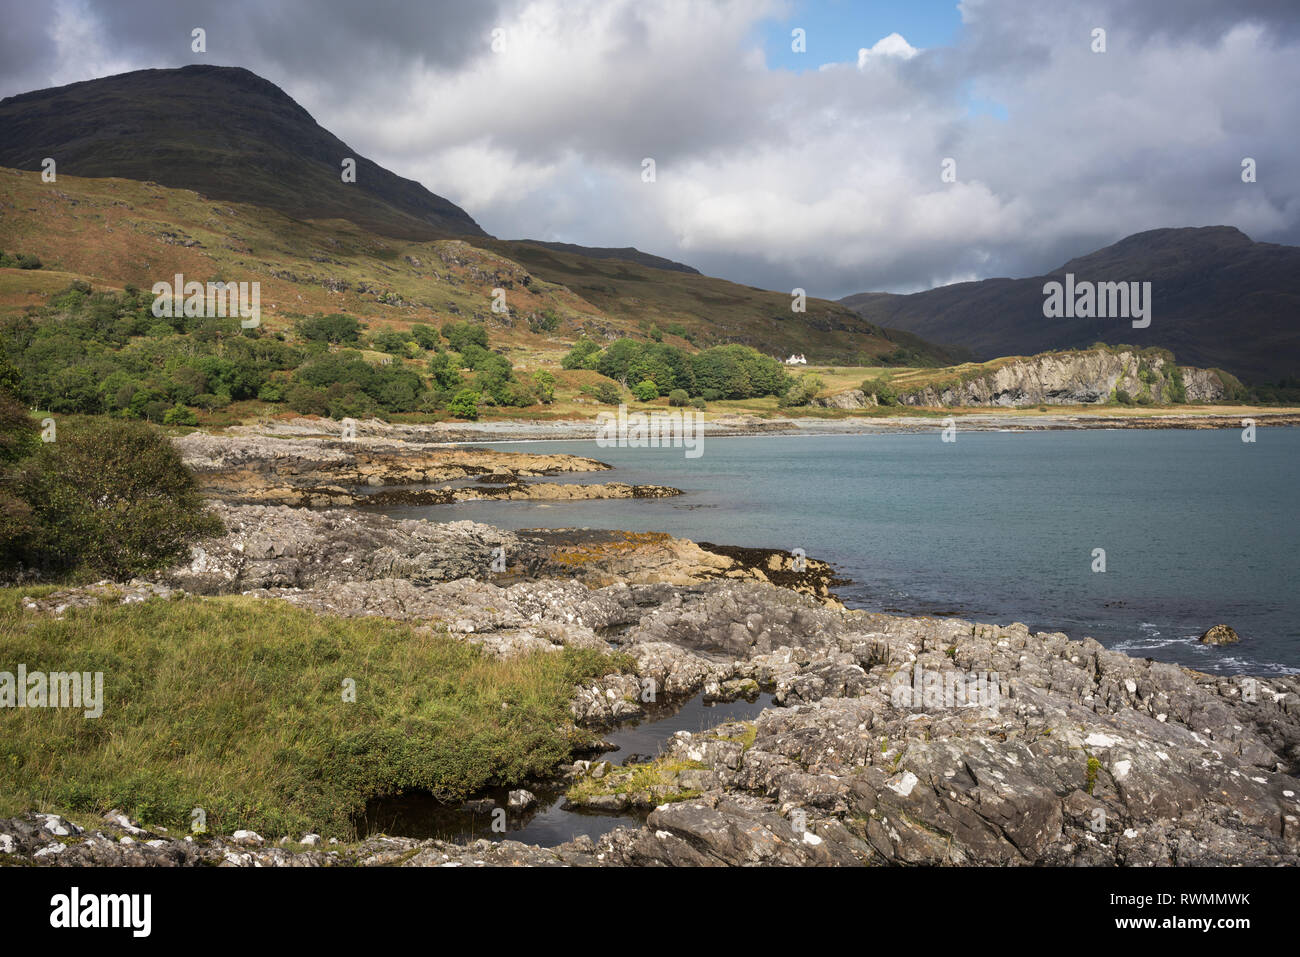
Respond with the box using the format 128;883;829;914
12;494;1298;867
173;425;680;506
154;504;841;609
811;389;875;410
11;576;1300;866
883;350;1229;407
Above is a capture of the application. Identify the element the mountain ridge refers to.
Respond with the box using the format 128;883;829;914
840;226;1300;383
0;64;487;240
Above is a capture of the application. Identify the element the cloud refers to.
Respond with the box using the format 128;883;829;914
857;32;921;66
1;0;1297;299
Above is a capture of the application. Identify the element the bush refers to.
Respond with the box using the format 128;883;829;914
442;321;489;353
447;389;481;420
1114;388;1135;406
409;324;439;350
0;388;39;468
0;250;42;269
690;397;707;410
668;389;690;407
532;370;555;404
528;309;562;334
561;338;602;371
633;380;658;402
257;381;285;403
8;419;223;579
593;382;622;405
162;405;198;426
778;374;824;407
861;376;898;406
297;313;361;344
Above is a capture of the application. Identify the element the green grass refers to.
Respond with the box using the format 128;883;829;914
0;589;626;838
566;758;708;806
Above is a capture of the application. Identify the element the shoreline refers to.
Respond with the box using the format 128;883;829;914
4;424;1299;867
311;409;1300;446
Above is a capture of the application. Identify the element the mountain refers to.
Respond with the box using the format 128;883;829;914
506;241;700;274
840;227;1300;383
0;65;486;240
0;66;962;365
0;168;962;367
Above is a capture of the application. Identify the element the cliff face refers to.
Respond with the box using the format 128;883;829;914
896;350;1228;408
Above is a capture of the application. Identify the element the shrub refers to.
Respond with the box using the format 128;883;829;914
257;381;285;403
163;405;198;426
528;309;562;334
532;370;556;404
561;338;601;370
861;376;898;406
9;419;223;579
1114;388;1135;406
409;324;440;350
668;389;690;407
442;321;489;353
593;382;622;405
297;313;361;344
0;385;38;468
633;380;658;402
690;397;707;410
778;374;824;407
447;389;481;420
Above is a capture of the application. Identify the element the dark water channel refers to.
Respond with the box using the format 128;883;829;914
359;692;774;846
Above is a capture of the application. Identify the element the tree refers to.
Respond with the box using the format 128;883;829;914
447;389;481;420
10;419;223;579
163;405;199;426
561;338;601;370
633;380;658;402
778;373;824;407
532;370;556;404
297;313;361;344
442;321;489;353
668;389;689;407
861;376;898;406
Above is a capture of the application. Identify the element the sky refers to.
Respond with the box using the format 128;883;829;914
1;0;1297;299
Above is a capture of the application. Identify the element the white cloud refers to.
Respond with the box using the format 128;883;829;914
857;32;921;67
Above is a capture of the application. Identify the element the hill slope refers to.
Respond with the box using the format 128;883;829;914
0;65;486;240
510;241;700;274
841;227;1300;383
0;168;962;367
477;238;967;365
0;66;961;365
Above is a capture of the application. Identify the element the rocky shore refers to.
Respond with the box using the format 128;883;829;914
176;426;678;507
6;425;1298;867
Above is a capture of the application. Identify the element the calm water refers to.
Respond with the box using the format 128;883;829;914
377;429;1300;675
360;692;773;844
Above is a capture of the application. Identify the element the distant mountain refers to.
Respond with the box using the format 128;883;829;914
0;65;486;240
841;227;1300;383
510;241;699;274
